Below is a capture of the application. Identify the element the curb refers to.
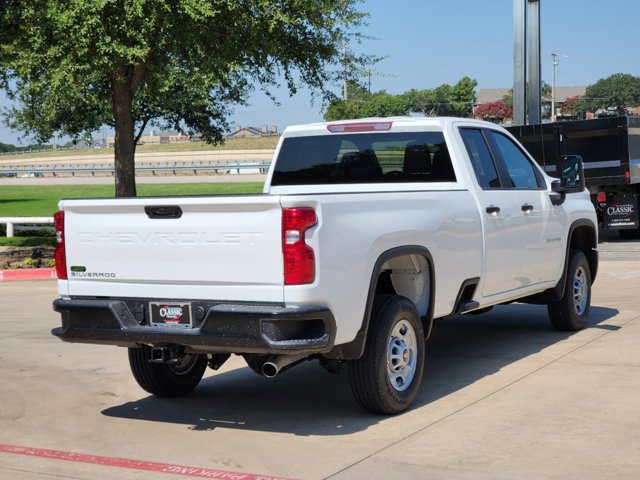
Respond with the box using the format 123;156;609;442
0;268;57;282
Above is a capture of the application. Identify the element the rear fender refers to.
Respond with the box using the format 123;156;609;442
325;246;434;360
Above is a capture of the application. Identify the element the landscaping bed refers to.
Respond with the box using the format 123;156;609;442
0;246;55;270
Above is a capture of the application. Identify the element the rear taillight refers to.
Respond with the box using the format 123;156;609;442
596;192;607;204
282;208;317;285
53;211;67;279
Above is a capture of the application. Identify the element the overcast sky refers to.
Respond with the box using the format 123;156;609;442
1;0;639;145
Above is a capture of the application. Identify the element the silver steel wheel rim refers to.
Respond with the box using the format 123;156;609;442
170;354;199;376
386;319;418;392
573;265;588;316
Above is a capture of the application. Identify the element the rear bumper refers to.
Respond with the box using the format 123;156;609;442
52;298;336;355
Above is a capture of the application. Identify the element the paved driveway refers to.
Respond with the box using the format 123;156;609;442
0;259;638;479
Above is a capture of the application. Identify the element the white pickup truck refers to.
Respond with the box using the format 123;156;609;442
52;117;598;414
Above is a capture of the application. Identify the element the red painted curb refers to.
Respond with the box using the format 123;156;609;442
0;443;294;480
0;268;57;281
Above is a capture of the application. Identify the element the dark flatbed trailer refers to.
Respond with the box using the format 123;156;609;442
507;116;640;238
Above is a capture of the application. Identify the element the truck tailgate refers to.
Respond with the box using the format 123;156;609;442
60;195;284;302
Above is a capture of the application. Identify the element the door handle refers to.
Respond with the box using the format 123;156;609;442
521;204;534;213
486;205;501;215
145;205;183;219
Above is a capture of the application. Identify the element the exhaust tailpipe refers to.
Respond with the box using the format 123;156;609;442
261;353;309;378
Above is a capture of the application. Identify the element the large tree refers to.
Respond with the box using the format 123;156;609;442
0;0;364;196
575;73;640;116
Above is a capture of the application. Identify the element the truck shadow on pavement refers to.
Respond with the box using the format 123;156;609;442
102;303;618;436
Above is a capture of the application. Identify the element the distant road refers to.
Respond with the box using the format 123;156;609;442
0;149;275;167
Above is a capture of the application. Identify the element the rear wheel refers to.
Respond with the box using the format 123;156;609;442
547;249;591;331
348;295;425;415
128;346;207;396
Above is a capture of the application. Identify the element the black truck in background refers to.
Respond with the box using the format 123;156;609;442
507;116;640;239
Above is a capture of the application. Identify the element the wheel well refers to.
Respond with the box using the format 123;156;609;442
374;254;431;316
570;225;598;283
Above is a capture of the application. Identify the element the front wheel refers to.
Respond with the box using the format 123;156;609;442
547;249;591;331
348;295;425;415
128;346;208;397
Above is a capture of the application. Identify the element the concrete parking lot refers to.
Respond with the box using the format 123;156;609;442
1;257;639;479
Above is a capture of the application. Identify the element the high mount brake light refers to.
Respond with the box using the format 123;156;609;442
326;122;393;133
53;211;67;280
282;208;316;285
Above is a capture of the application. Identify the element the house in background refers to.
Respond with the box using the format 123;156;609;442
105;125;278;146
227;124;278;139
474;88;513;107
474;86;588;124
106;130;181;146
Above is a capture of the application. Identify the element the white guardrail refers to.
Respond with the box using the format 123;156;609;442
0;217;54;237
0;161;271;177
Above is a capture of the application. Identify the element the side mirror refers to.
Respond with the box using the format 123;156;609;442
550;155;585;206
560;154;585;193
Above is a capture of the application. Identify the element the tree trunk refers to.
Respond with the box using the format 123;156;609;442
112;80;137;197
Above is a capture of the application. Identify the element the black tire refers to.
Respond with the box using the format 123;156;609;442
547;249;591;331
348;295;425;415
128;346;208;397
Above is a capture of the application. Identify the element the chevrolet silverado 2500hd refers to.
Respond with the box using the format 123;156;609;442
52;117;598;414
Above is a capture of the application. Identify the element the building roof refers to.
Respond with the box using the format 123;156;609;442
476;88;512;104
476;86;586;104
552;86;587;102
237;127;263;135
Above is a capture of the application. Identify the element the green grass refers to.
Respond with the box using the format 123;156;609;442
0;236;56;247
0;183;264;217
0;136;279;161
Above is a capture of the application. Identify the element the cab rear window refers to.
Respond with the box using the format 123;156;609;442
271;132;455;185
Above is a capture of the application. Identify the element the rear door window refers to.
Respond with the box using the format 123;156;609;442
460;128;501;189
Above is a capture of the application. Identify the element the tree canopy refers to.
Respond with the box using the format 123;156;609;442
575;73;640;116
0;141;15;152
474;101;512;122
561;95;582;118
323;76;478;121
0;0;365;196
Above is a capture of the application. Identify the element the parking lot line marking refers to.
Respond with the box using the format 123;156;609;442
0;443;294;480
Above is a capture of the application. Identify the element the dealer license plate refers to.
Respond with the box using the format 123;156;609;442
149;302;193;328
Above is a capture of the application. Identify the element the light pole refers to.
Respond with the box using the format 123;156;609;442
551;53;558;122
550;52;568;122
